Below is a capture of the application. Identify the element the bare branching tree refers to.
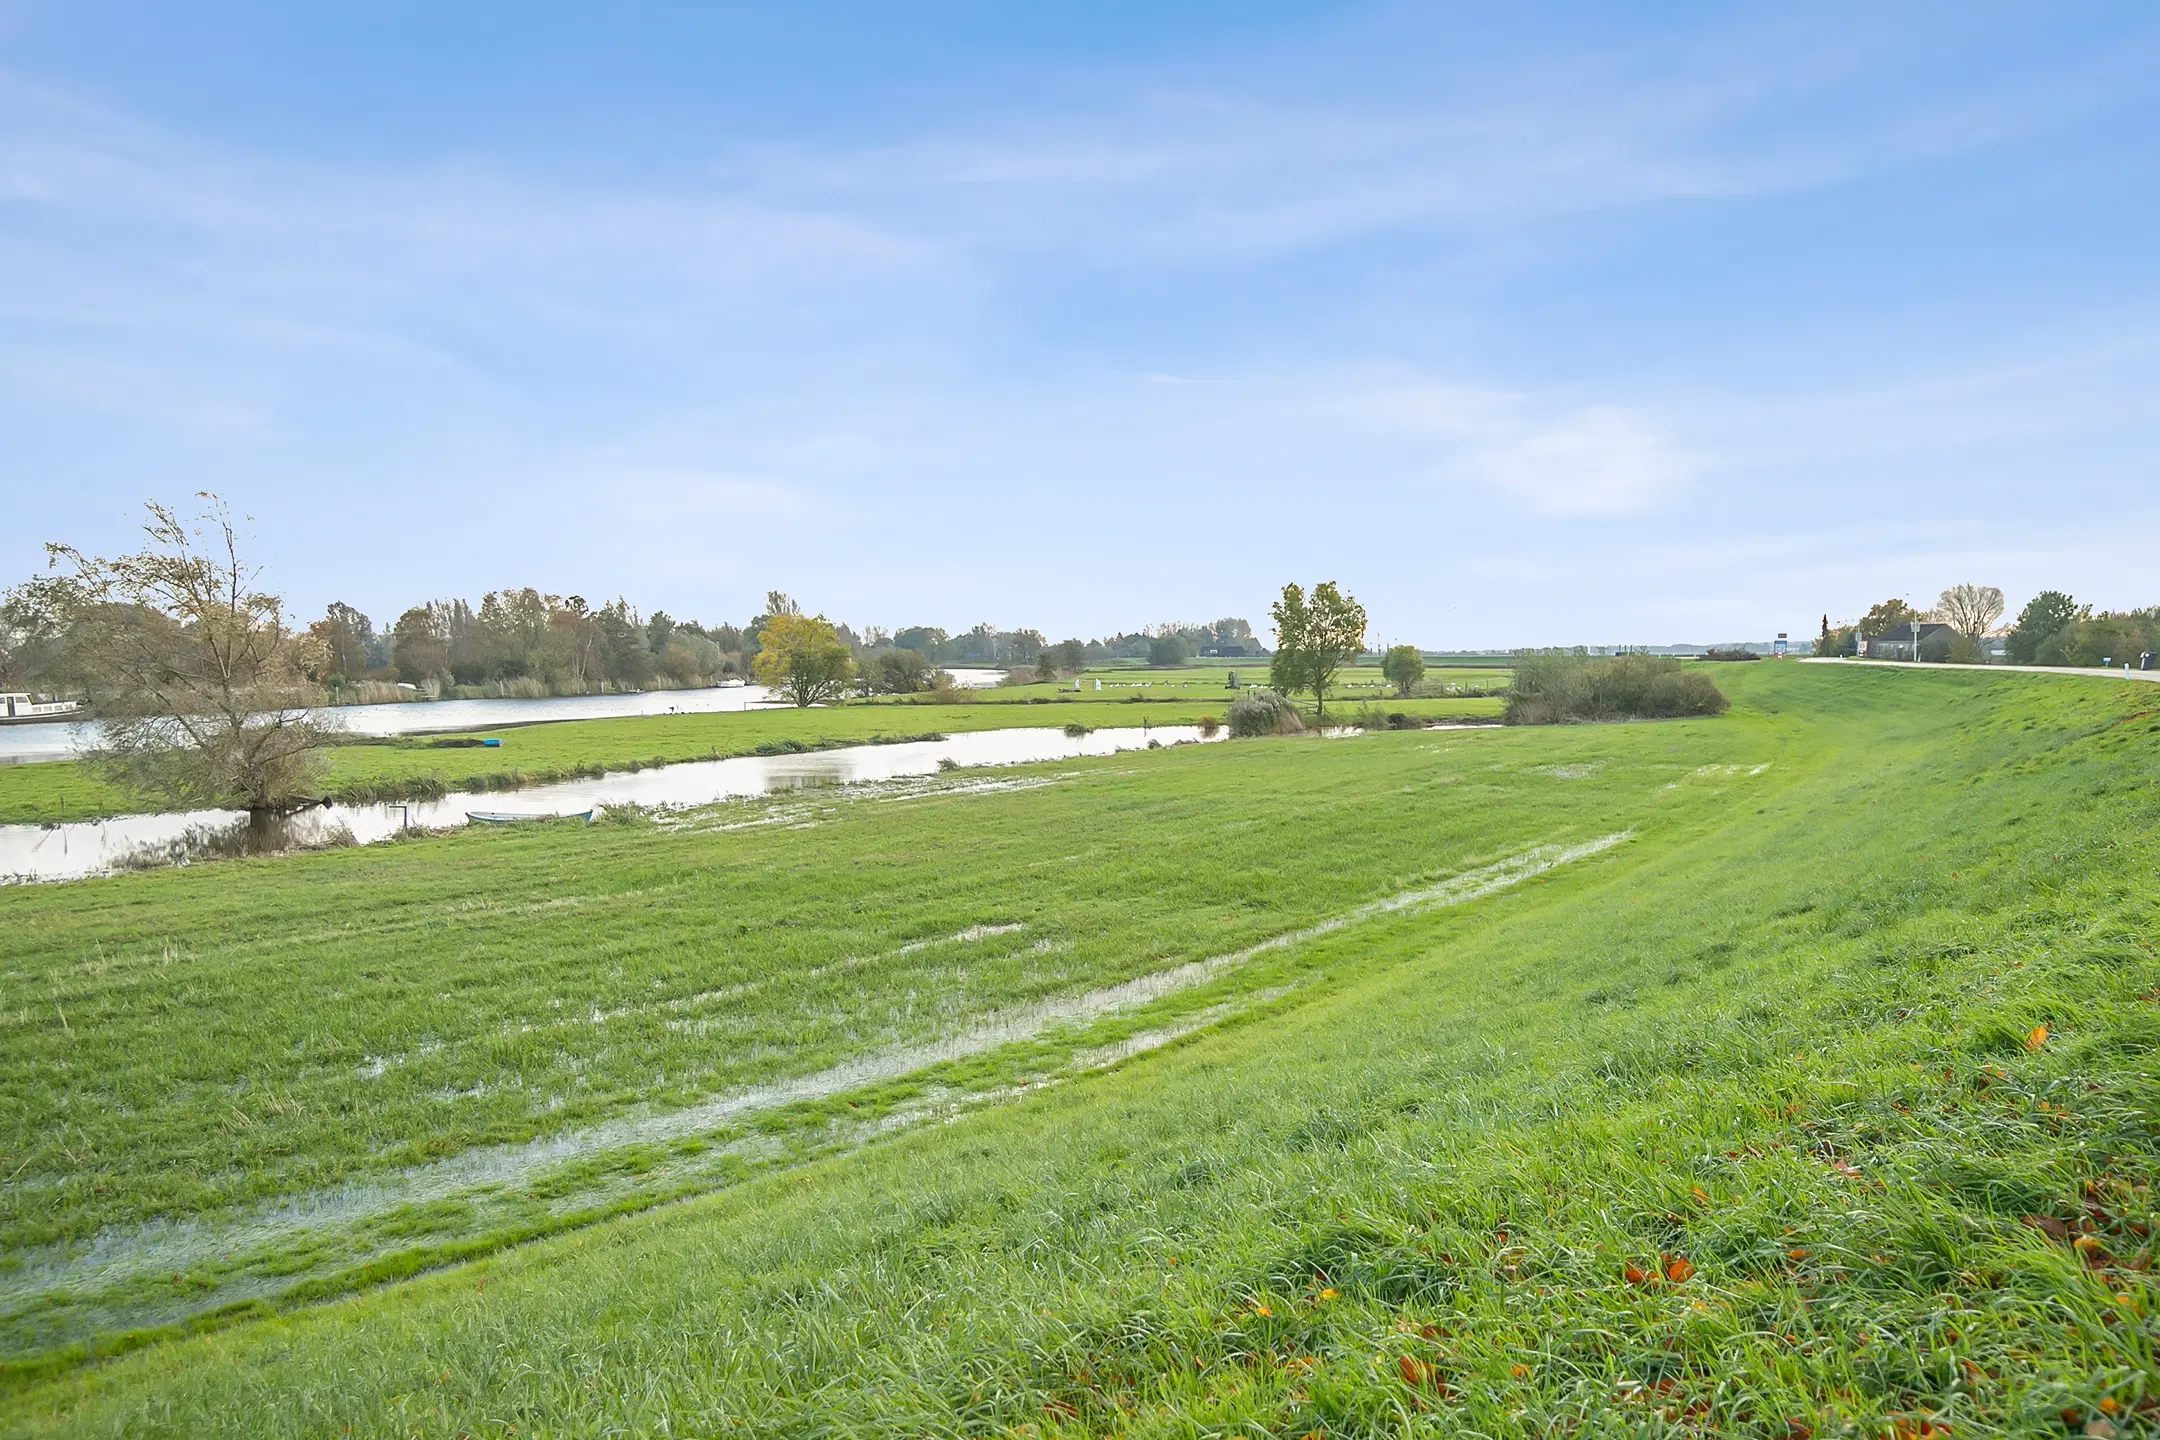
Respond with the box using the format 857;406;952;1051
1934;583;2006;642
11;494;336;811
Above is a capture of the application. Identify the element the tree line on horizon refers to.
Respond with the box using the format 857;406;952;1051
0;496;1291;811
1815;583;2158;668
0;507;1267;705
0;493;1734;814
348;606;1264;698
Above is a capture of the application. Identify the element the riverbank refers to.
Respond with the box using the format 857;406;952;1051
0;694;1509;825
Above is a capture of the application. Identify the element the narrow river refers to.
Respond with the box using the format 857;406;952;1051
0;722;1214;883
0;670;1012;765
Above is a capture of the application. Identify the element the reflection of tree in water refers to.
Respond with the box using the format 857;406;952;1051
114;810;356;872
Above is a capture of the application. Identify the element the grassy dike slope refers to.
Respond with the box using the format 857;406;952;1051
9;664;2160;1435
0;701;1615;1358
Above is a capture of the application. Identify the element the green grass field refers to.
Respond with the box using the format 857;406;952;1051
0;688;1509;824
993;662;1510;700
4;663;2158;1435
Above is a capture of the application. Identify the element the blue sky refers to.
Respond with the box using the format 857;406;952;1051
4;2;2156;647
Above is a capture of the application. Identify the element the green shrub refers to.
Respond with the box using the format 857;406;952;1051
867;649;931;695
1227;691;1305;737
1148;635;1194;667
1505;651;1727;724
1349;703;1421;731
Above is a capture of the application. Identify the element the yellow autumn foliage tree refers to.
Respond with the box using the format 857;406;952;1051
751;611;855;707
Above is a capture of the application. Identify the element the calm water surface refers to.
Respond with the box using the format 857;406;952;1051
0;670;1010;765
0;723;1211;883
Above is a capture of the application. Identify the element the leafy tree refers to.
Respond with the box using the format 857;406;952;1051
1381;644;1425;697
1033;651;1058;683
1054;638;1086;673
593;598;655;687
475;587;553;679
702;622;746;674
1812;614;1857;658
0;581;81;694
1858;598;1922;637
1270;581;1367;717
895;626;949;663
2007;590;2079;664
753;610;855;706
547;594;601;688
1148;634;1193;667
659;633;724;685
1935;583;2004;643
391;605;450;684
10;494;334;811
2063;610;2156;669
867;648;930;694
1211;617;1257;651
307;602;374;683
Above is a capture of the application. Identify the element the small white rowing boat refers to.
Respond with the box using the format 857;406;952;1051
465;808;597;825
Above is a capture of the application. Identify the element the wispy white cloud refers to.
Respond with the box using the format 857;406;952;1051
1477;406;1695;517
0;71;936;348
3;6;2157;644
1309;380;1695;517
720;7;2160;263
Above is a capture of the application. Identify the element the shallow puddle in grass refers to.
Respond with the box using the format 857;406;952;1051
0;832;1628;1355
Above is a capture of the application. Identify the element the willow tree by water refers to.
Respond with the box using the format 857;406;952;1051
751;595;857;707
11;494;335;812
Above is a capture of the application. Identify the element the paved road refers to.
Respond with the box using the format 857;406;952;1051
1798;657;2160;682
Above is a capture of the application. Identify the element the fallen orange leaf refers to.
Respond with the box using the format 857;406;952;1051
1663;1254;1695;1283
2025;1024;2049;1051
1624;1263;1650;1285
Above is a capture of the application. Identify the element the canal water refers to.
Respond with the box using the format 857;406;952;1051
0;670;1011;766
0;723;1213;883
